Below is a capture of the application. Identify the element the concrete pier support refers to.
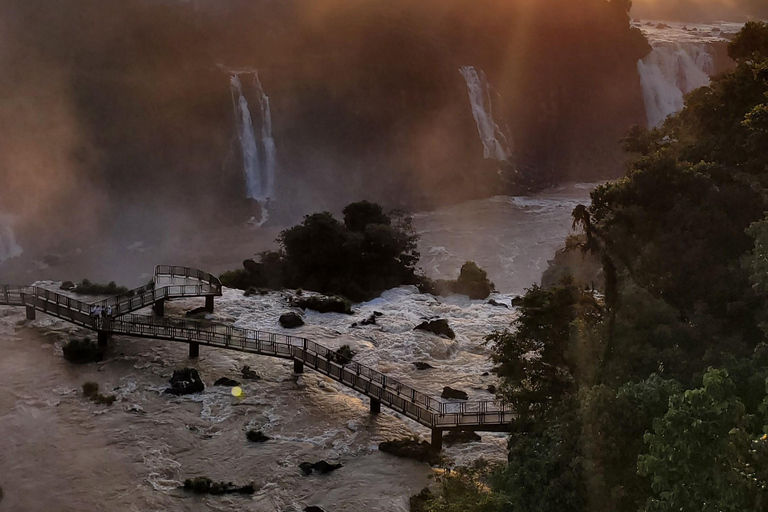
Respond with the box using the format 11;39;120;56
25;306;36;321
153;299;165;316
293;360;304;374
97;331;109;348
205;296;214;313
431;429;443;452
370;398;381;414
189;342;200;358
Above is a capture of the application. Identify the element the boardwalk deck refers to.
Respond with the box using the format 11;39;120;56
0;265;515;449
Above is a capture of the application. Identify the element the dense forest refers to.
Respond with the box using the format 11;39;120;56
416;21;768;512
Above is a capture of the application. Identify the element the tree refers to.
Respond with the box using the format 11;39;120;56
728;21;768;62
637;369;768;512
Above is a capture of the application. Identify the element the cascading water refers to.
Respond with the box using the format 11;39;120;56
0;216;23;263
229;71;276;225
459;66;510;161
637;42;714;128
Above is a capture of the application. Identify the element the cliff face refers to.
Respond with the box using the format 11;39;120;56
0;0;650;240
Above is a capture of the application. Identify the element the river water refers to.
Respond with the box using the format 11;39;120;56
0;183;594;511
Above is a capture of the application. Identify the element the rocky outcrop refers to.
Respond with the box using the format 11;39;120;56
414;319;455;339
213;377;240;387
246;430;271;443
413;362;434;370
299;461;343;476
182;476;255;495
241;366;261;381
378;439;442;465
165;368;205;395
487;299;508;308
441;386;468;400
185;306;209;318
279;312;305;328
351;311;382;327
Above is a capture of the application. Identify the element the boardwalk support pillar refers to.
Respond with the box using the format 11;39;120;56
97;331;109;347
25;306;35;320
293;360;304;374
370;398;381;414
431;429;443;452
153;299;165;316
189;342;199;358
205;296;214;313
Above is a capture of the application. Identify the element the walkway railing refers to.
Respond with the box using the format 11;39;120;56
0;265;513;430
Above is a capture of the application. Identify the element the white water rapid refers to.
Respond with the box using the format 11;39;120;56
230;72;277;224
459;66;510;161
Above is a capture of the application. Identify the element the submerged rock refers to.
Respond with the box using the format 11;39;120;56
441;386;468;400
246;429;271;443
413;362;434;370
299;460;343;476
444;431;482;445
213;377;240;387
279;312;304;328
165;368;205;396
305;507;326;512
487;384;497;395
414;319;455;339
487;299;508;308
378;439;441;465
185;306;209;318
352;312;380;327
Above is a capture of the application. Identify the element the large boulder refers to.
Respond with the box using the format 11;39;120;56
441;386;468;400
279;312;305;328
62;338;103;364
414;319;455;339
293;295;353;315
299;461;343;476
452;261;495;300
165;368;205;395
378;439;441;465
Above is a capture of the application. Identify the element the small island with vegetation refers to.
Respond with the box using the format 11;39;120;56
221;200;495;303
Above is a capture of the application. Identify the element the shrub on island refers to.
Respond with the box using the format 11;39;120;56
220;201;420;303
424;261;496;300
70;279;131;296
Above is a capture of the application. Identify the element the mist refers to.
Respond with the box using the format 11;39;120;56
632;0;768;22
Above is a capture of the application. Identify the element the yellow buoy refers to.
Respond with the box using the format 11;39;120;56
231;386;243;397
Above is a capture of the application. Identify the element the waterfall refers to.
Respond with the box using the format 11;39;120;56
0;216;23;263
637;42;714;128
459;66;510;161
229;71;276;225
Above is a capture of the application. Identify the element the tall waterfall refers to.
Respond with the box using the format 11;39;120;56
637;42;714;128
0;216;23;263
230;71;276;224
459;66;510;161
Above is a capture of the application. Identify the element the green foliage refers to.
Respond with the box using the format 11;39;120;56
488;280;602;419
219;201;420;302
494;400;587;512
452;261;496;300
82;381;99;397
729;21;768;62
418;463;507;512
294;295;353;314
81;381;116;406
638;369;768;512
329;344;356;365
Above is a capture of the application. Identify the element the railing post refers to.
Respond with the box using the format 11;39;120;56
370;398;381;414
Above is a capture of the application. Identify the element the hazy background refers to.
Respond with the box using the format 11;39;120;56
633;0;768;21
